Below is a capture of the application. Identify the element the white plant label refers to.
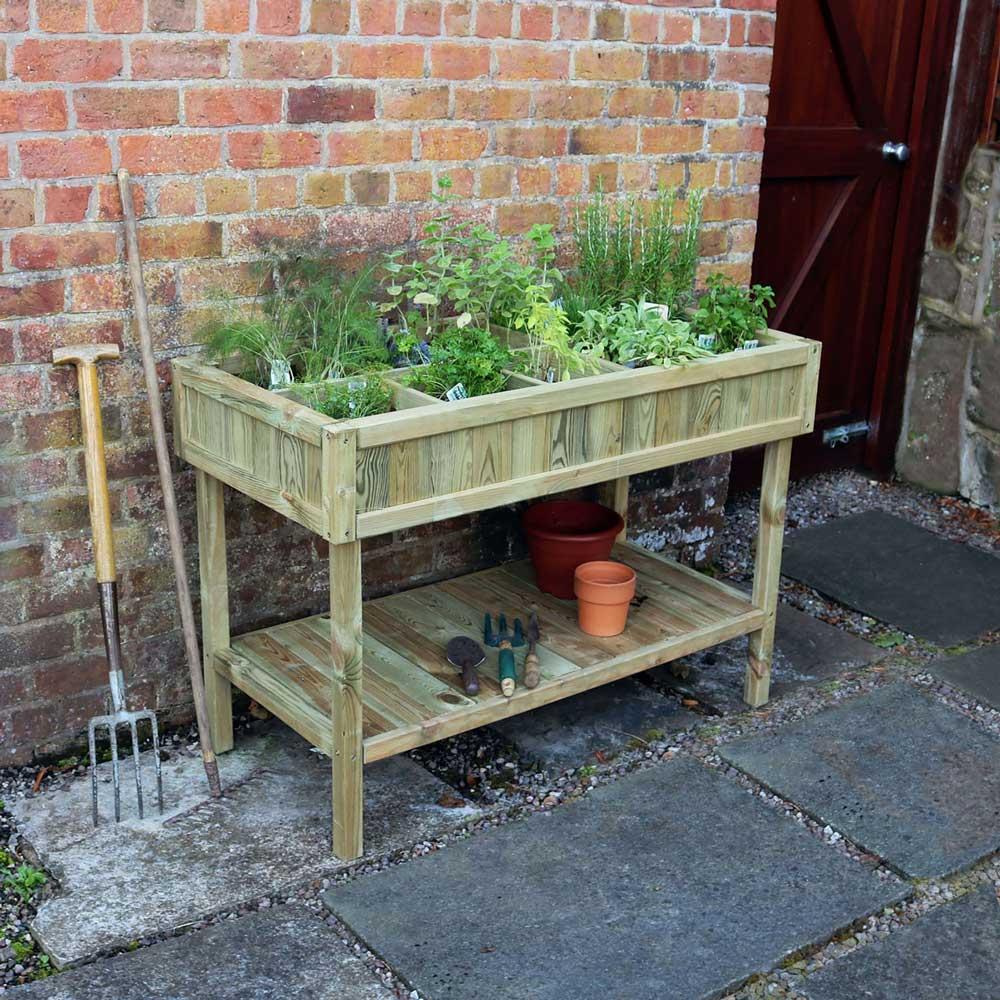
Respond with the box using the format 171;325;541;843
696;334;717;350
738;340;760;351
445;382;468;402
269;359;293;389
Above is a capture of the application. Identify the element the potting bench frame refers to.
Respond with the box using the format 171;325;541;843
172;328;820;860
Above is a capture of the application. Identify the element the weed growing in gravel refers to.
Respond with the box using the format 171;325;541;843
4;864;46;903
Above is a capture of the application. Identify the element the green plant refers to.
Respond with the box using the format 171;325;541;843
692;274;776;352
301;376;394;420
0;846;15;867
11;939;34;962
575;299;709;369
4;864;47;903
406;325;513;399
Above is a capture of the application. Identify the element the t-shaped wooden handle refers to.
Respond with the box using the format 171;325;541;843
52;344;120;584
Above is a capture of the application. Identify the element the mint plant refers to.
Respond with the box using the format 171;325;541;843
692;274;776;352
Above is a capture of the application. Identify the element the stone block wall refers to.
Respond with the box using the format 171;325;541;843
898;147;1000;507
0;0;776;763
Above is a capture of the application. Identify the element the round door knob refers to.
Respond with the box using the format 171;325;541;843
882;141;911;163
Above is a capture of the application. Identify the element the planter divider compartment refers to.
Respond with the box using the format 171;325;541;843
173;326;821;861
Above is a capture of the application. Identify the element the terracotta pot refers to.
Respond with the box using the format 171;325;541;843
522;500;624;599
574;561;637;637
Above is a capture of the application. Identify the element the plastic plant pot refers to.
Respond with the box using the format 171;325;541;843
521;500;624;599
574;561;637;637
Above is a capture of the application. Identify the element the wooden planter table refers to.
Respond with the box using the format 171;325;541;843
172;328;821;860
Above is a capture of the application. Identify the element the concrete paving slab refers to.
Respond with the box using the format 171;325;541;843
491;678;698;768
719;684;1000;878
649;603;885;714
928;642;1000;709
781;511;1000;646
323;758;906;1000
14;723;481;968
800;886;1000;1000
16;906;393;1000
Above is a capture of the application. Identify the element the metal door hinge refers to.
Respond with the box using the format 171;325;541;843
823;421;871;448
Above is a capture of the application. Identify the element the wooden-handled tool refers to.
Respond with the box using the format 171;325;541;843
53;344;164;824
524;610;540;689
484;614;524;697
446;636;484;696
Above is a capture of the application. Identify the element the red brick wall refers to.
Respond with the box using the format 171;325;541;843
0;0;776;763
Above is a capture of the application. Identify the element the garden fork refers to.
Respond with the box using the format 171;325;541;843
52;344;163;825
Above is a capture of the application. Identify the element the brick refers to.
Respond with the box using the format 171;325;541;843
497;200;559;233
0;328;12;366
310;0;350;31
205;176;251;214
75;87;178;129
748;14;776;47
382;84;449;119
338;41;424;78
403;0;441;34
627;10;659;44
728;13;747;46
736;157;763;185
662;14;695;44
350;170;390;204
120;134;222;174
23;405;120;451
641;123;704;153
574;46;643;81
0;278;64;319
476;1;512;37
556;4;590;40
138;220;223;261
586;160;616;191
304;171;347;207
517;163;550;195
720;0;776;10
95;179;146;221
1;621;74;664
698;14;727;44
420;126;488;160
11;230;117;270
608;85;676;117
534;84;606;119
0;545;43;584
157;178;198;215
228;213;323;251
37;0;87;31
179;260;260;301
594;6;625;41
649;48;710;82
256;174;298;208
495;124;566;158
69;268;174;311
444;1;471;35
519;3;553;40
678;88;741;119
0;0;29;31
744;89;769;118
258;0;301;33
0;147;8;178
321;207;411;249
429;41;490;78
0;189;35;229
0;91;66;133
496;44;569;80
44;185;91;223
17;317;123;363
569;123;637;155
287;84;376;122
204;0;250;31
229;130;321;169
394;169;433;201
0;371;43;412
703;190;758;222
93;0;144;32
14;40;122;83
329;127;412;165
554;160;584;195
132;40;229;79
358;0;397;33
185;86;281;126
620;160;651;191
709;123;765;153
149;0;196;29
714;51;772;85
454;86;529;120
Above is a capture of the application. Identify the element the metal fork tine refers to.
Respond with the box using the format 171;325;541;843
109;724;120;824
88;721;99;827
129;718;144;820
148;713;163;815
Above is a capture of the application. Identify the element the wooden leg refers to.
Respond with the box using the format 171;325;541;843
195;470;234;753
744;438;793;708
598;476;629;542
330;538;364;860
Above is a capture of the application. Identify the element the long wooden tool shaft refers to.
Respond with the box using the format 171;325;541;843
117;169;222;799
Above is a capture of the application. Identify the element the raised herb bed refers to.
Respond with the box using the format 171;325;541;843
173;324;820;860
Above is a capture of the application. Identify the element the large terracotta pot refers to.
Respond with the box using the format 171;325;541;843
521;500;624;599
574;561;637;637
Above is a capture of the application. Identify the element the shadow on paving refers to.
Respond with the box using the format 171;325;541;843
323;758;906;1000
720;684;1000;878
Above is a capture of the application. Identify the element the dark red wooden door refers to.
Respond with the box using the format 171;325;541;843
747;0;959;478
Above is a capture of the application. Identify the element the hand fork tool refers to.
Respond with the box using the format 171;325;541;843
483;614;525;697
53;344;163;825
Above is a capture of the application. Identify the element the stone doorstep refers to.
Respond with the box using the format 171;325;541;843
799;886;1000;1000
324;758;907;1000
14;906;394;1000
13;723;482;969
719;683;1000;879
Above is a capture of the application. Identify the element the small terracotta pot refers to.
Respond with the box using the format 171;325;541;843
521;501;624;599
574;561;637;637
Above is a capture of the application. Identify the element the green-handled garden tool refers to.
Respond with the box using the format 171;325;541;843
483;614;524;697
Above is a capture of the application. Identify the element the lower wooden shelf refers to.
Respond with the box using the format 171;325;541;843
216;542;765;764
